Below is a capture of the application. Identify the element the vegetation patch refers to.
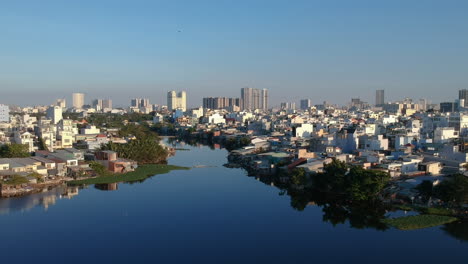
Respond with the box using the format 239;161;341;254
383;214;458;230
3;175;29;185
418;207;455;216
392;205;455;216
67;164;190;185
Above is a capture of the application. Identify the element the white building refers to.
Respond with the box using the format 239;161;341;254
167;91;187;111
57;119;77;149
80;125;101;135
153;113;163;123
208;113;225;124
35;119;56;151
295;124;314;138
0;104;9;122
434;127;458;143
46;106;63;124
14;131;35;152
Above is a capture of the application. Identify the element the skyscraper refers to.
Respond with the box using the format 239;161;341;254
72;93;85;109
241;87;268;111
459;89;468;107
102;99;112;109
261;89;268;111
167;91;187;111
140;98;150;108
376;90;385;106
93;99;103;110
280;102;296;110
300;99;311;110
0;104;9;122
131;98;150;109
131;98;140;108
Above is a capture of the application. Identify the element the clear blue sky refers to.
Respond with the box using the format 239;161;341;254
1;0;468;107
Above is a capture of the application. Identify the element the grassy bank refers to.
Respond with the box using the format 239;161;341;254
383;215;458;230
393;205;456;216
67;164;190;185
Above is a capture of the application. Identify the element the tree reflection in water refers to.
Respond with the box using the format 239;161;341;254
441;220;468;243
288;187;389;231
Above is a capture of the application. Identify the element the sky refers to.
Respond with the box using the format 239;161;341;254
1;0;468;107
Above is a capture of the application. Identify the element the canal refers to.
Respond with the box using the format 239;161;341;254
0;140;467;263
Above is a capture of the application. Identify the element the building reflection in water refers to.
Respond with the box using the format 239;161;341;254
0;185;81;215
94;183;119;191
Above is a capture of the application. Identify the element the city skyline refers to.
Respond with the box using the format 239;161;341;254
0;89;461;109
2;1;468;261
1;1;468;106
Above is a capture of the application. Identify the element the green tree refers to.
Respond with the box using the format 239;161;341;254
291;168;307;186
100;137;168;164
313;159;348;193
37;137;49;151
89;161;110;176
310;159;390;201
434;174;468;206
344;167;390;201
0;144;31;158
416;180;434;198
27;172;45;183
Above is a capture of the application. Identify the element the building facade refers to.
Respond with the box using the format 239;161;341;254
300;99;311;110
0;104;9;122
167;91;187;111
459;89;468;108
202;97;240;110
46;106;63;125
241;87;268;111
72;93;85;109
376;90;385;106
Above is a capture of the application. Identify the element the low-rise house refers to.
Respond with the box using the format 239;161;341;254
297;149;317;159
37;150;79;167
418;161;442;175
95;150;137;173
0;160;9;171
13;131;35;152
80;125;101;135
297;158;332;174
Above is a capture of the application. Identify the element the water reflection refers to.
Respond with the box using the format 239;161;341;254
0;185;80;215
442;220;468;243
1;138;468;245
95;183;119;191
257;174;390;231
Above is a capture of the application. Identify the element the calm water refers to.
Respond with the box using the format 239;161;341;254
1;140;467;263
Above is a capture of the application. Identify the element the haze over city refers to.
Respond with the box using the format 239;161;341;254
2;0;468;107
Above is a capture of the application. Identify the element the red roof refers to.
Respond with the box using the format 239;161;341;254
288;158;307;170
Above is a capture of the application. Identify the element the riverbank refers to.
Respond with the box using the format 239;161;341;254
1;180;65;198
67;164;190;185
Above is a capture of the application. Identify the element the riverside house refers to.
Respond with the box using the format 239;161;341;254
94;151;137;173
